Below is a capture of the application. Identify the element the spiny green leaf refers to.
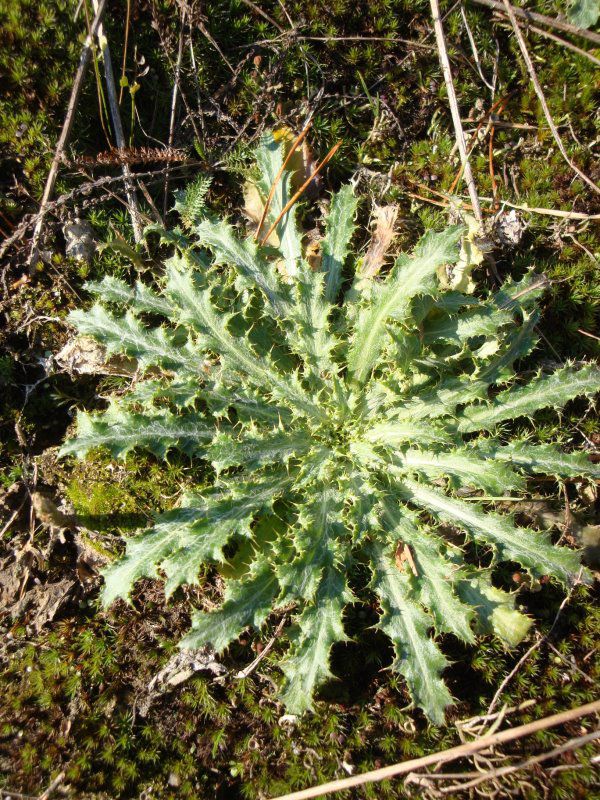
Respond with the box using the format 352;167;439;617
369;541;453;725
457;572;532;647
322;184;358;302
277;486;344;603
193;216;289;316
279;567;350;713
386;447;526;495
208;427;312;473
60;404;212;460
290;261;340;376
458;364;600;433
476;439;600;479
180;561;279;652
422;305;513;346
347;226;463;385
363;420;453;448
68;305;205;374
568;0;599;29
165;262;325;422
102;476;287;604
398;478;584;585
85;275;172;317
379;499;475;642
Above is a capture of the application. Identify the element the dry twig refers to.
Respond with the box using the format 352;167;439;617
269;700;600;800
27;0;108;269
435;730;600;794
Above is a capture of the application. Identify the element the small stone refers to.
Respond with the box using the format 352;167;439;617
63;218;96;263
494;209;526;247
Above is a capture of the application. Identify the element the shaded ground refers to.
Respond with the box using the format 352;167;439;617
0;1;599;797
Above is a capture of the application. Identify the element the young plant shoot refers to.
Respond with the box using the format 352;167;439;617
61;133;600;724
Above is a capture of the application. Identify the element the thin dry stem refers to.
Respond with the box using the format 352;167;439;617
270;700;600;800
430;0;482;220
255;121;312;240
437;730;600;794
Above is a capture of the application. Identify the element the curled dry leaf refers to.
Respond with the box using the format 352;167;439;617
360;204;399;280
9;578;76;633
31;492;76;529
63;218;96;263
138;647;225;717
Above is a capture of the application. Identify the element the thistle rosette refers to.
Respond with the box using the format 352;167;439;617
61;134;600;723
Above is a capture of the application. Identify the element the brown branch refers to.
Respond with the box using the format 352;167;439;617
269;700;600;800
27;0;108;269
501;0;600;196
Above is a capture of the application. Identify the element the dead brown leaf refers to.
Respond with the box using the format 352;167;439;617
31;492;76;529
55;336;137;377
395;541;418;576
9;578;76;632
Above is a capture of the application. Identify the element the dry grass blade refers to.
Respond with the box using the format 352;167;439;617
430;0;482;220
91;0;143;241
269;700;600;800
475;196;600;220
164;4;186;217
